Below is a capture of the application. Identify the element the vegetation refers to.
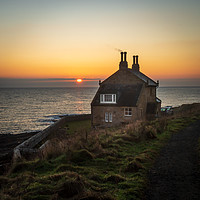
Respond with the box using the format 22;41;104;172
0;111;200;200
64;119;91;135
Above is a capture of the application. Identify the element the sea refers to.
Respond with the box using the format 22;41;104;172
0;87;200;135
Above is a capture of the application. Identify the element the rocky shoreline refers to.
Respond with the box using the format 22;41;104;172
0;132;38;174
0;114;91;175
0;103;199;175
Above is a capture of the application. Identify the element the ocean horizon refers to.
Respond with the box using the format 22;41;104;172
0;86;199;135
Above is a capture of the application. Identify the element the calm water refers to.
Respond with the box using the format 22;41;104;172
0;87;199;134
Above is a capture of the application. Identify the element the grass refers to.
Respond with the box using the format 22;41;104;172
64;119;91;135
1;113;200;200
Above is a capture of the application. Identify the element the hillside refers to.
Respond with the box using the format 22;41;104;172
0;103;200;200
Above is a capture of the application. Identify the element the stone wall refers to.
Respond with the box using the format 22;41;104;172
91;83;149;127
92;106;139;127
13;114;91;160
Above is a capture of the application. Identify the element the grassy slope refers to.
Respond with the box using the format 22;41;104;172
0;115;200;200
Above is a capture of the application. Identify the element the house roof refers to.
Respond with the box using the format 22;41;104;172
91;84;143;107
156;97;162;103
128;69;157;86
101;68;157;87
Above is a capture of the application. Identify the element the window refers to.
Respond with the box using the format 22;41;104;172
124;108;132;116
105;112;109;122
105;112;113;122
109;113;112;122
100;94;116;103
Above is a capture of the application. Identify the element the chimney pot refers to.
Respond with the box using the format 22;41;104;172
132;55;140;71
121;52;123;62
133;56;135;64
136;55;138;64
124;52;127;61
119;51;128;70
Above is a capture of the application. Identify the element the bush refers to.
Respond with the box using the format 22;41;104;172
56;177;84;198
144;125;157;139
9;160;39;174
0;176;9;189
70;149;94;163
105;174;126;183
124;160;144;173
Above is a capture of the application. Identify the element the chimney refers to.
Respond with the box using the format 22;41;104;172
119;52;128;70
121;52;123;62
132;55;140;71
136;55;138;64
133;56;135;65
124;52;127;61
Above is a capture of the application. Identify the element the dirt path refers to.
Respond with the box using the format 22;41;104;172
146;119;200;200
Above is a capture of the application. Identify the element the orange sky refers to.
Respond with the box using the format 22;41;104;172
0;0;200;86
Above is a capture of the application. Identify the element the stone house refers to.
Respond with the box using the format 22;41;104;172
91;52;161;127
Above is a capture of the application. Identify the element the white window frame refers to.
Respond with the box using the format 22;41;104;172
124;108;132;116
100;94;116;104
105;112;109;122
105;112;113;123
109;113;112;122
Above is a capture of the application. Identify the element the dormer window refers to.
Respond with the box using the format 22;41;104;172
100;94;116;103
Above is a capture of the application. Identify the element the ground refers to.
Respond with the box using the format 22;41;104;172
146;119;200;200
0;104;200;199
0;132;37;174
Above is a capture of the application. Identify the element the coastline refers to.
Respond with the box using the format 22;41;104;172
1;106;199;199
0;132;38;174
0;103;199;175
0;114;91;174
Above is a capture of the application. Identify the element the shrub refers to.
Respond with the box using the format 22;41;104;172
124;160;144;173
105;174;126;183
0;176;9;189
156;118;167;133
134;153;152;163
144;125;157;139
56;177;84;198
70;149;94;163
9;160;39;174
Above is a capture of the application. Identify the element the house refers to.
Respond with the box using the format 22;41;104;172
91;52;161;127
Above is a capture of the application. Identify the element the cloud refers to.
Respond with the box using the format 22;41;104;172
159;78;200;87
0;78;100;88
114;48;123;52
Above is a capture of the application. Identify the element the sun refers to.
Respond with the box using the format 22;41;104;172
76;78;83;83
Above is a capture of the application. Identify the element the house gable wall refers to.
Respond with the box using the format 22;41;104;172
145;86;156;102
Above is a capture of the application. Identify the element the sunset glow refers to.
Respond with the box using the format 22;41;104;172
76;79;83;83
0;0;199;87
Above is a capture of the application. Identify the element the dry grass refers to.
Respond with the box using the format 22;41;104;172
1;112;199;200
38;117;170;162
173;103;200;117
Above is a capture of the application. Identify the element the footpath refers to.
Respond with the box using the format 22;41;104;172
146;119;200;200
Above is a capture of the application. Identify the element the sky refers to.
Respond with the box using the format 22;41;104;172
0;0;200;87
